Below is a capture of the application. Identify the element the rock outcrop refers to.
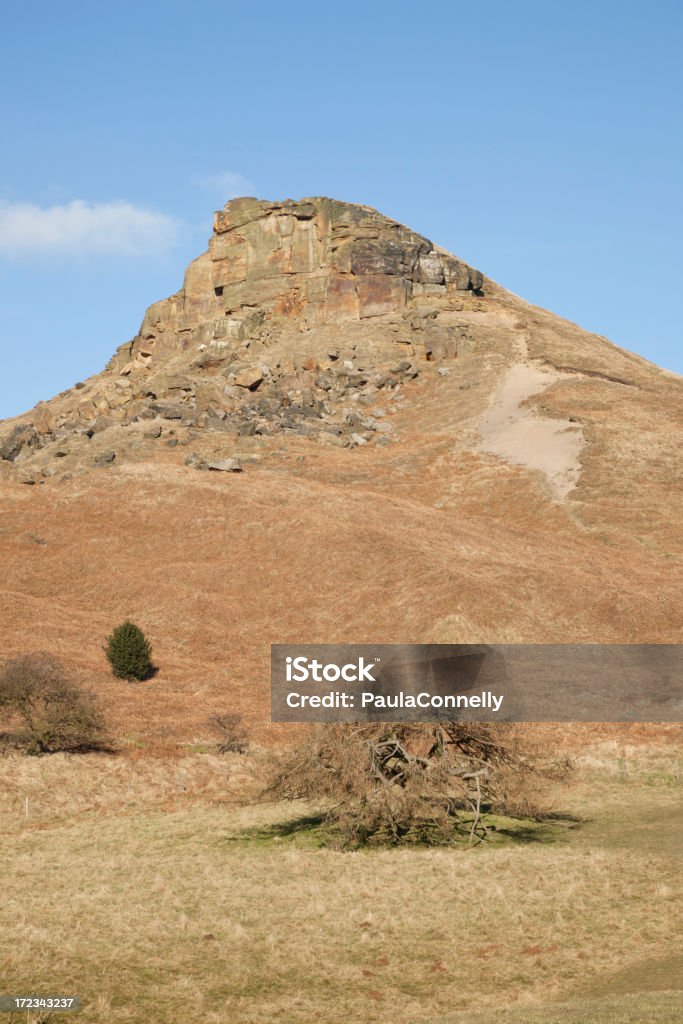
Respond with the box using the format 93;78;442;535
116;195;483;366
0;197;488;477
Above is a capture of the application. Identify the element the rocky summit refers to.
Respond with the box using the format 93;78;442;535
0;197;489;476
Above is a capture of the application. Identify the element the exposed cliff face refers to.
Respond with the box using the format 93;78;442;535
115;196;484;371
0;197;490;476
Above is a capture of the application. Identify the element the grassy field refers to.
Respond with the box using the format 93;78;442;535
0;743;681;1023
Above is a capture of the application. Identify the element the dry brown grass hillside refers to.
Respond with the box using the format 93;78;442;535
0;197;680;749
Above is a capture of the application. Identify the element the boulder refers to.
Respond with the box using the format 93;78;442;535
234;367;264;390
0;424;39;462
204;458;242;473
91;415;118;434
94;451;116;466
32;402;56;435
150;402;187;420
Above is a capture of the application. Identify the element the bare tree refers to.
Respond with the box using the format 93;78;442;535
207;712;249;754
267;722;570;847
0;653;110;754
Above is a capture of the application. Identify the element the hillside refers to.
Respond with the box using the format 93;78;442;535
0;197;680;745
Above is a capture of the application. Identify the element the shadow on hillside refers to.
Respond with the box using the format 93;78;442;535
223;809;584;850
224;813;330;848
0;729;118;757
492;806;583;840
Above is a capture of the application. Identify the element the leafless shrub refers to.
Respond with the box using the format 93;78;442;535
207;712;249;754
266;722;570;847
0;653;110;755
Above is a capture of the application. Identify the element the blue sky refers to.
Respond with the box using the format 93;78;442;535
0;0;681;419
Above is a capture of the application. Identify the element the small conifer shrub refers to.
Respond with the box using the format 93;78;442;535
105;621;153;681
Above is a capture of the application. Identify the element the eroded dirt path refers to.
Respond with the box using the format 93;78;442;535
476;361;585;499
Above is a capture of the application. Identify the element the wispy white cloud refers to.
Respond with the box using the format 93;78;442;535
0;199;179;258
195;170;257;200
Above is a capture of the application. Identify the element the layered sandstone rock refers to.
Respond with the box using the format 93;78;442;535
0;197;487;475
110;196;484;378
117;196;483;365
